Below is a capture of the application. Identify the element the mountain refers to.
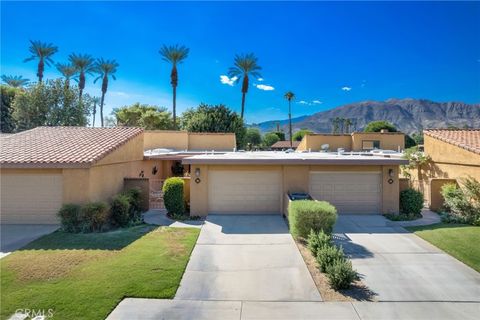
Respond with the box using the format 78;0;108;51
253;98;480;135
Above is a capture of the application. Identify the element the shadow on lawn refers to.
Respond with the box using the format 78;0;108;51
19;224;157;251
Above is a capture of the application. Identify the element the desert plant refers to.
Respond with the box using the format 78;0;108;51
441;178;480;225
80;202;110;232
58;204;82;232
94;58;119;127
326;259;359;290
307;230;332;257
163;177;185;217
399;188;424;216
288;200;337;239
316;245;346;273
24;40;58;82
111;194;131;227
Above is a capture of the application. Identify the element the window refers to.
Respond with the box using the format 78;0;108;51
362;140;380;150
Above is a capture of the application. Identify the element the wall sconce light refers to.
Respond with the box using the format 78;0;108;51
195;168;201;177
139;170;145;178
152;166;158;175
388;169;394;177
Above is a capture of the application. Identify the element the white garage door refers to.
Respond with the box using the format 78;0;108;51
309;172;381;214
208;170;282;214
1;173;63;224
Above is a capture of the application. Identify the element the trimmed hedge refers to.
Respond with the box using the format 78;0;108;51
124;187;143;218
80;202;110;232
307;229;331;257
316;244;345;273
399;188;424;216
58;204;82;232
163;177;185;217
111;194;131;227
289;200;337;239
326;259;359;290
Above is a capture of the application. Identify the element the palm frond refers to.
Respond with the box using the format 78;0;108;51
1;75;30;87
25;40;58;61
69;53;95;72
56;63;77;78
159;44;190;64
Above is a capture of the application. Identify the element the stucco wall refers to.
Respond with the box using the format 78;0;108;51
144;131;189;150
189;164;400;216
188;133;236;151
297;135;352;152
144;130;236;151
351;133;405;151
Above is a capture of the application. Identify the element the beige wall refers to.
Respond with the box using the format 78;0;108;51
144;130;236;151
297;135;352;152
189;164;400;216
351;132;405;151
188;133;236;151
144;131;189;150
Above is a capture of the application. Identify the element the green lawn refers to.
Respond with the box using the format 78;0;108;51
1;225;200;320
407;223;480;272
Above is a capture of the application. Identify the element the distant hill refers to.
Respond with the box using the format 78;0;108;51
253;98;480;135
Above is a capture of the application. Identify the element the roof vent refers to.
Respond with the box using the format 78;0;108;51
380;129;389;133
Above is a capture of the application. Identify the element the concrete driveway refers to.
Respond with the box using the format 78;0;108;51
334;215;480;302
0;224;59;258
175;214;321;301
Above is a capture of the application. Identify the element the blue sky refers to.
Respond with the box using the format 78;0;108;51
1;1;479;124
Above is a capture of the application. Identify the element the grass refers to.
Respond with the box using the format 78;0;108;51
407;223;480;272
1;225;200;320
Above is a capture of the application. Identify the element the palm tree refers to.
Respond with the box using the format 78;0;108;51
23;40;58;82
228;53;262;119
94;58;119;127
344;118;353;134
159;44;189;129
332;117;342;134
55;63;77;88
1;75;29;88
91;96;101;127
284;91;295;147
69;53;95;100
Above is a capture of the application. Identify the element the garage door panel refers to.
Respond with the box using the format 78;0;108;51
208;170;281;214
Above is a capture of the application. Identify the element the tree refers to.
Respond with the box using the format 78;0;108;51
412;132;424;145
331;117;342;134
364;120;398;132
69;53;95;101
272;131;286;141
1;85;21;132
1;75;29;88
91;96;101;127
228;53;262;119
94;58;119;127
181;103;246;148
344;118;353;133
159;44;189;129
405;134;417;149
245;128;262;149
12;79;90;131
23;40;58;82
284;91;295;147
55;63;77;89
292;129;313;141
263;132;280;148
114;103;173;130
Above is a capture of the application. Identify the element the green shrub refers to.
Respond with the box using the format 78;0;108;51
399;188;424;216
316;245;345;273
289;200;337;239
111;194;131;227
307;230;332;257
124;187;143;217
80;202;110;232
163;177;185;218
58;204;82;232
441;178;480;226
326;259;359;290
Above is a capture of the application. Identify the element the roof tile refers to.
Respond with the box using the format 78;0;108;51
424;129;480;155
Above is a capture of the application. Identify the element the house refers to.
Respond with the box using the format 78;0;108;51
418;129;480;211
0;127;236;224
270;140;301;151
296;131;405;152
184;151;408;216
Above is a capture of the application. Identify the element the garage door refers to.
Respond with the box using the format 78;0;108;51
208;170;281;214
309;172;381;214
1;174;63;224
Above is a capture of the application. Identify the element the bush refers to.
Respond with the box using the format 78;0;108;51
111;194;131;227
326;259;359;290
80;202;110;232
163;177;185;218
307;230;332;257
289;200;337;239
58;204;82;232
124;187;143;217
399;188;424;216
441;178;480;226
316;245;345;272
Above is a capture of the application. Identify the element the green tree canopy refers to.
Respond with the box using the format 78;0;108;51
293;129;313;141
114;103;173;130
405;134;417;149
1;85;21;133
245;127;262;148
363;120;398;133
272;131;286;141
12;79;91;131
181;103;246;148
263;132;280;147
412;132;424;145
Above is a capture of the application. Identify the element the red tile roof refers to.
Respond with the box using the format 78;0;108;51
270;140;301;149
424;129;480;155
0;126;143;168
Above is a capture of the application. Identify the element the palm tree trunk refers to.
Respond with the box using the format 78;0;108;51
241;92;246;119
92;102;96;127
100;93;105;127
37;59;44;83
289;100;293;148
172;85;177;129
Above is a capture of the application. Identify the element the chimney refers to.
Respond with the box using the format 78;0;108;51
380;129;388;133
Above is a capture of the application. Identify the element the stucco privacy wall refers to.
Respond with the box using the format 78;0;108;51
352;132;405;151
189;164;400;216
188;132;236;150
297;135;352;152
143;130;236;151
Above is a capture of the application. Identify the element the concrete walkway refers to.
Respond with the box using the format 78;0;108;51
175;215;321;301
0;224;59;258
385;209;442;227
143;209;204;228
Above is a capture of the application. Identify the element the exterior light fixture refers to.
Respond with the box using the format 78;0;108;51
195;168;201;183
388;168;394;184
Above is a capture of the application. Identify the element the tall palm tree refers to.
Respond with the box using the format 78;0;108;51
23;40;58;82
55;63;77;88
69;53;95;100
91;96;101;127
94;58;119;127
332;117;342;134
344;118;353;134
159;44;189;129
1;75;29;88
284;91;295;147
228;53;262;119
